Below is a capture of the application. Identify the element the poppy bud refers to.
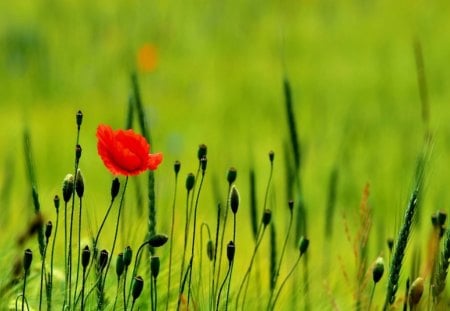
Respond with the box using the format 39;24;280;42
98;249;108;271
207;240;214;261
132;276;144;300
262;209;272;227
186;173;195;192
299;237;309;256
53;195;60;212
123;246;132;267
372;257;384;283
116;253;124;278
174;161;181;175
76;110;83;128
227;167;237;185
268;150;275;163
227;241;235;263
230;186;239;214
150;256;160;279
82;245;91;268
62;174;74;203
197;144;207;161
200;157;207;174
288;200;294;211
387;238;394;253
76;169;84;198
75;144;82;162
45;221;52;241
111;178;120;200
23;249;32;272
148;234;169;248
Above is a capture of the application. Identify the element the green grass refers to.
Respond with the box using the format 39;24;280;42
2;1;450;310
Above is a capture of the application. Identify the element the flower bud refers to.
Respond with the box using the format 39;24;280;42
123;246;132;267
53;195;60;212
197;144;207;161
76;110;83;128
151;256;160;279
207;240;215;261
76;169;84;198
372;257;384;283
148;234;169;248
269;150;275;163
288;200;294;211
62;174;74;203
387;238;394;252
23;249;33;272
132;276;144;300
45;221;52;241
186;173;195;192
299;236;309;256
200;157;207;173
99;249;108;271
174;161;181;175
227;241;235;263
82;245;91;269
262;209;272;227
230;186;239;214
437;210;447;226
227;167;237;185
116;253;124;278
75;144;82;162
111;178;120;200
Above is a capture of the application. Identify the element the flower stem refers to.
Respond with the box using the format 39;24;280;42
74;197;83;305
48;207;59;311
216;263;232;310
166;169;179;311
225;214;237;311
215;184;231;296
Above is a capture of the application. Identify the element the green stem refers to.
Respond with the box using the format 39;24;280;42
48;207;59;311
216;184;232;296
81;268;86;311
211;203;221;309
225;214;237;311
39;242;48;310
166;172;179;311
74;198;83;305
216;264;232;310
271;252;303;310
178;190;192;299
22;273;27;311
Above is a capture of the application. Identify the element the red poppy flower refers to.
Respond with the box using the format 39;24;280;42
96;124;163;176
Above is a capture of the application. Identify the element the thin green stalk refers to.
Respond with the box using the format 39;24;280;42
187;168;206;305
102;177;129;292
199;223;212;303
124;267;128;310
112;278;121;311
235;222;266;310
267;208;293;309
270;252;304;310
64;201;68;305
81;266;87;311
211;204;221;309
74;197;83;304
48;203;59;311
225;214;237;311
368;283;376;311
166;164;180;311
39;242;49;310
178;188;193;299
153;276;158;311
22;273;28;311
215;184;231;296
216;264;232;310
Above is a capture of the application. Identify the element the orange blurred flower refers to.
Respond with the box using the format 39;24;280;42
96;124;163;176
137;43;158;73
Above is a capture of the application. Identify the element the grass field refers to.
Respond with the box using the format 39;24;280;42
2;1;450;310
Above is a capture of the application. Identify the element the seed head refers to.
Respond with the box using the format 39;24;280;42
132;276;144;300
372;257;384;283
230;186;239;214
387;238;394;253
186;173;195;192
227;167;237;185
62;174;74;203
111;178;120;200
82;245;91;268
76;169;84;198
409;277;424;306
23;249;33;272
151;256;160;278
269;150;275;163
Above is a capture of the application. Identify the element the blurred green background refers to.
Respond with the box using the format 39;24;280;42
2;0;450;308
